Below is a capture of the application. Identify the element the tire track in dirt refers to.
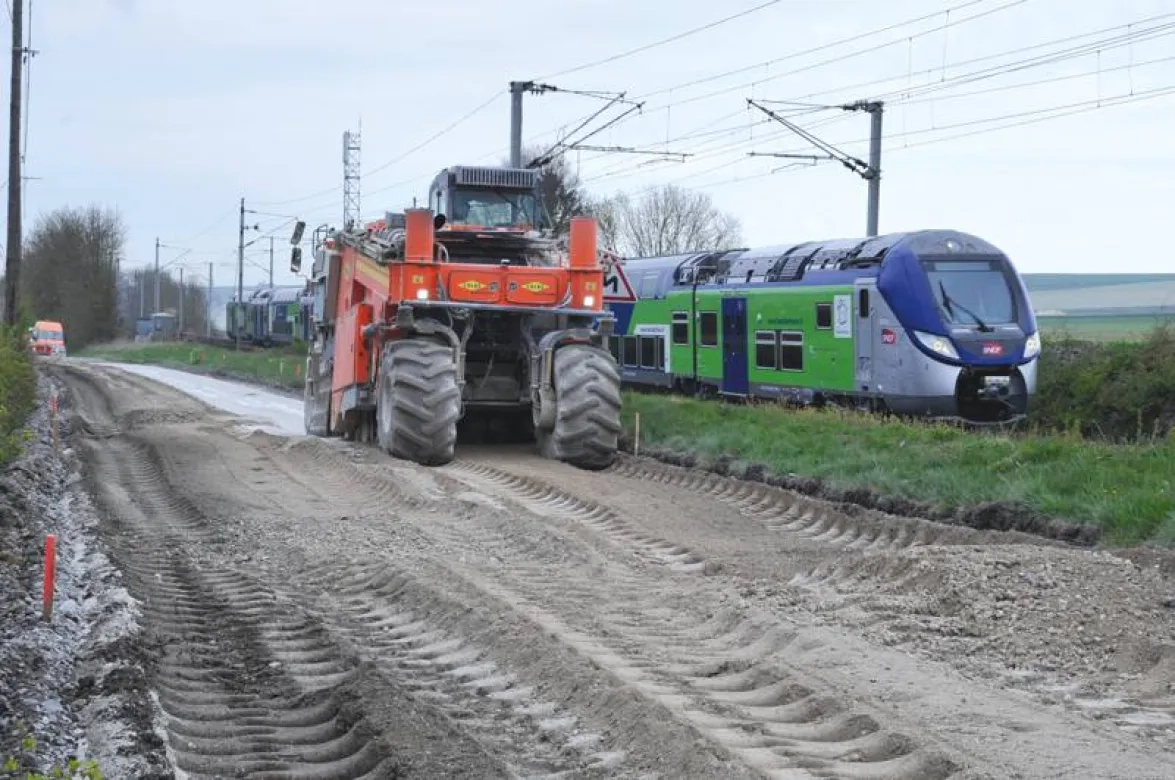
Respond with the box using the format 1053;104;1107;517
452;563;961;780
446;460;709;572
57;366;531;779
76;432;398;779
62;363;1175;778
458;450;1175;762
610;458;1050;554
294;561;631;778
257;442;962;777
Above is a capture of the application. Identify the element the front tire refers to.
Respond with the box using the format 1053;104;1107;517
376;339;461;466
537;343;622;470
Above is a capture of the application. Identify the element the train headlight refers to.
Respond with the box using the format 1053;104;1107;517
1023;331;1041;359
913;330;959;359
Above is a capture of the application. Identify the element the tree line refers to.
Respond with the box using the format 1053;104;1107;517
0;205;208;350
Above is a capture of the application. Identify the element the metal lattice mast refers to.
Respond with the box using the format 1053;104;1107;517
342;126;361;230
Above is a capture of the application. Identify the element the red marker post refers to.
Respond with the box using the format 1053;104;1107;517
43;534;57;622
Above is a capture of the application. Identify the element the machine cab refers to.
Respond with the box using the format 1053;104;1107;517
427;165;543;231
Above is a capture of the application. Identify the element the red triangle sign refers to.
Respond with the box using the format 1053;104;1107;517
603;263;637;302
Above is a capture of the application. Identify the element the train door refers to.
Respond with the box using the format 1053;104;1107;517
721;296;749;395
854;279;874;390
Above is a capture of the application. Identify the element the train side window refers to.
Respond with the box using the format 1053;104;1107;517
699;312;718;347
671;311;689;345
780;331;804;371
608;336;621;362
639;336;660;369
815;303;832;329
754;331;777;369
622;336;639;367
858;289;870;318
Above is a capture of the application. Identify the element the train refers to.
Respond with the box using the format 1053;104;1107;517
225;284;316;346
602;229;1040;425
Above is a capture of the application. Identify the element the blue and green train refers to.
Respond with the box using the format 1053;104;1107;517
602;229;1040;424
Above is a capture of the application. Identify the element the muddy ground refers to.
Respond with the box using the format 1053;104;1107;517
1;358;1173;778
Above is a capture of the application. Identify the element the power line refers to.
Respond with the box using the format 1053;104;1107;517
575;18;1175;186
255;2;978;214
620;81;1175;198
534;0;784;80
516;0;1017;151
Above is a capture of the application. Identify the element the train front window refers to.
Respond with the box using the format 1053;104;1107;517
922;256;1016;327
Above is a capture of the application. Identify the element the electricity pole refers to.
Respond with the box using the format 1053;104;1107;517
268;236;274;286
153;236;160;312
4;0;25;325
747;98;884;237
236;197;244;349
846;100;884;237
206;262;213;338
178;267;184;334
509;81;528;167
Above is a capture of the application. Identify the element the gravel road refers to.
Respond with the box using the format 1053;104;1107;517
39;359;1175;779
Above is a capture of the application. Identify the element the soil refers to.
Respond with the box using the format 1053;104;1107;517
0;357;1171;779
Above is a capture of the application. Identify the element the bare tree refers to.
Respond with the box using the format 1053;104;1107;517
503;145;587;236
20;205;125;349
587;184;743;258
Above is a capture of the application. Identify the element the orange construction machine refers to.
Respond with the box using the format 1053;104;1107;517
291;164;622;470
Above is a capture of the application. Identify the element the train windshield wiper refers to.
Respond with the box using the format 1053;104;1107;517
939;280;991;332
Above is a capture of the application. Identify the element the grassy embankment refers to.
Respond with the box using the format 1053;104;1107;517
78;330;1175;547
0;326;37;465
81;340;307;391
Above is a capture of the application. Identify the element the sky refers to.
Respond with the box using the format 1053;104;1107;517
6;0;1175;294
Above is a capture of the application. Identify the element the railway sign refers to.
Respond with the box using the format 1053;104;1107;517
603;264;637;303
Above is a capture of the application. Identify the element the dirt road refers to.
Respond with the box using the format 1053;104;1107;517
47;360;1175;778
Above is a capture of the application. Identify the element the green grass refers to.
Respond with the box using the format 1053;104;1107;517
622;393;1175;547
0;325;37;465
79;340;307;390
1038;314;1175;342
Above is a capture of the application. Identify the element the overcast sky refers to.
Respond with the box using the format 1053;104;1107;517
8;0;1175;290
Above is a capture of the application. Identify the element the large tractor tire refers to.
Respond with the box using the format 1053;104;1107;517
537;343;622;470
376;338;461;466
303;349;331;437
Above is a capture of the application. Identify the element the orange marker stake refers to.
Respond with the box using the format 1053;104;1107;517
43;534;57;622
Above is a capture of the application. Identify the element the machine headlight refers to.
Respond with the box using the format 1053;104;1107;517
415;288;430;301
582;295;595;307
913;330;959;359
1023;331;1040;359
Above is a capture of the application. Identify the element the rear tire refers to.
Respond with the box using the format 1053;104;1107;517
537;343;622;470
303;347;331;437
377;339;461;466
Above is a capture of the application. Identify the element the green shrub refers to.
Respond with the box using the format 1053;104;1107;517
1032;324;1175;442
0;324;37;465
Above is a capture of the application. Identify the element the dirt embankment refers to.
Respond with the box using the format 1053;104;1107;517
36;359;1175;779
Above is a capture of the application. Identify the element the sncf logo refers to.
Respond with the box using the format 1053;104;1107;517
982;342;1004;356
880;328;897;345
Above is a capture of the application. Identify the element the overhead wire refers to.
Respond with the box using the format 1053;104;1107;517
534;0;785;81
261;0;1007;214
610;80;1175;200
576;18;1175;186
